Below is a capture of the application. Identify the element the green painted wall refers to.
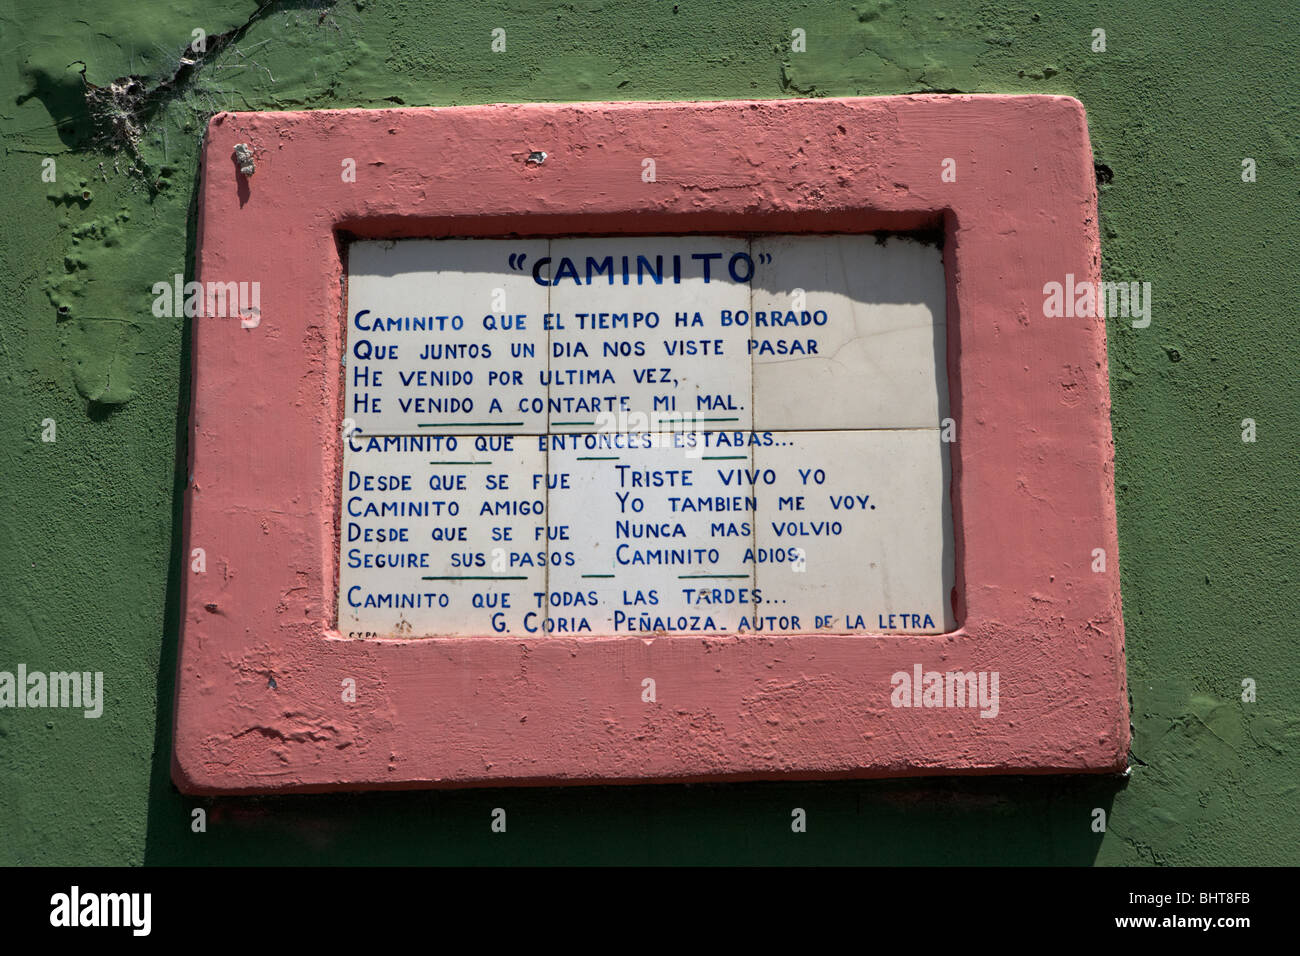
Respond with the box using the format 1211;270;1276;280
1;0;1295;865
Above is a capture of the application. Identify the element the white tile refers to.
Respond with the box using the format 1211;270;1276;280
751;430;954;634
750;235;948;430
338;433;547;637
546;431;756;635
344;239;550;434
338;235;957;641
546;237;753;433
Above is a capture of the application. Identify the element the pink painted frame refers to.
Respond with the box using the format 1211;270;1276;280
174;96;1128;793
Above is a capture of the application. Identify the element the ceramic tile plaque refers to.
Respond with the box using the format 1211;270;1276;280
176;97;1129;793
339;236;954;639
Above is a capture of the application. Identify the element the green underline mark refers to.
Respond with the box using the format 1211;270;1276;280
428;461;490;465
702;455;746;460
418;422;524;427
553;420;596;426
581;574;616;578
422;575;528;580
678;573;749;579
655;416;741;422
575;456;619;460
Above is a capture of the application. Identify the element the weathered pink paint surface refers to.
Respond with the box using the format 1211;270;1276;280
174;96;1128;793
